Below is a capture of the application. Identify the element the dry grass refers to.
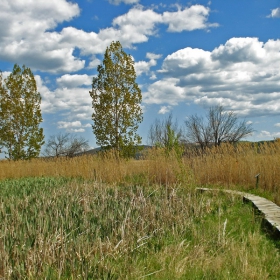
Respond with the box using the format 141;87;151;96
186;140;280;203
0;149;192;187
1;141;279;195
1;142;280;278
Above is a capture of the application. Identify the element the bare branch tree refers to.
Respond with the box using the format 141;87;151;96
44;133;89;158
184;115;211;150
184;105;254;148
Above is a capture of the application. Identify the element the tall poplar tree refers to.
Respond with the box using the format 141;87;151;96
89;41;143;157
0;64;44;160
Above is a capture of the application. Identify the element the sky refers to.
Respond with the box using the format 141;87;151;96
1;0;280;153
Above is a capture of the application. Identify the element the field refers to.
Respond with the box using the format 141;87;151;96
1;141;280;279
1;177;280;279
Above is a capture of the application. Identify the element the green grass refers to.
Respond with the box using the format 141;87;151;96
1;177;280;279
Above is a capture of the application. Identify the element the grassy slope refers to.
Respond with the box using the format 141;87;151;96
1;177;280;279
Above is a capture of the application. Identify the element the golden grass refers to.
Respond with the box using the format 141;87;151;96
0;140;279;198
187;141;280;201
0;149;192;186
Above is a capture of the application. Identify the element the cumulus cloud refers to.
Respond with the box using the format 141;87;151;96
162;5;219;32
112;5;218;45
0;2;217;73
268;7;280;18
143;78;186;105
134;52;162;76
57;74;92;88
274;123;280;127
144;37;280;117
0;0;82;73
35;75;93;122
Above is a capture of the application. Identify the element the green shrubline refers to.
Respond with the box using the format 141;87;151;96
0;64;44;160
90;41;143;157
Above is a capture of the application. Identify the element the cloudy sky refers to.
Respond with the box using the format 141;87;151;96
1;0;280;151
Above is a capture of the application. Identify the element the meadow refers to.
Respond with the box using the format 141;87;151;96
1;140;280;279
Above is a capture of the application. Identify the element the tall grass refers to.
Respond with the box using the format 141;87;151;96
0;149;192;186
187;141;280;203
1;177;280;279
0;140;279;196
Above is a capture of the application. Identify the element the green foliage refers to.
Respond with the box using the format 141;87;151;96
149;114;184;158
0;64;44;160
89;41;143;158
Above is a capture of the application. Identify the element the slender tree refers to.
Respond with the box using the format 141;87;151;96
148;113;184;157
148;114;182;147
89;41;142;157
0;64;44;160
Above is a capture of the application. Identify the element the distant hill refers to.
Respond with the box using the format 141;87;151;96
74;145;152;158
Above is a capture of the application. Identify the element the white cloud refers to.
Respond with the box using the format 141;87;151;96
158;106;172;114
162;5;219;32
108;0;139;5
144;37;280;118
112;6;162;47
212;37;265;64
258;131;271;137
146;53;162;60
88;57;101;69
57;74;92;88
70;128;85;133
0;2;217;73
0;0;82;73
274;123;280;127
150;72;157;80
257;130;280;139
57;121;91;133
269;7;280;18
0;0;80;37
143;78;186;105
134;52;161;76
36;75;93;121
57;121;82;129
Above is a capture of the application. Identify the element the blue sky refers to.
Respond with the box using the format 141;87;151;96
1;0;280;153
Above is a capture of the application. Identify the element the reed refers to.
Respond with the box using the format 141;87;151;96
0;148;193;187
1;177;280;279
0;140;279;198
187;141;280;202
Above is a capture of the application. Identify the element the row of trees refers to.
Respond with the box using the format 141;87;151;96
149;106;254;152
0;41;253;160
89;41;253;155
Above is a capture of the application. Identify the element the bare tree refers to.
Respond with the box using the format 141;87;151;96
184;115;212;150
148;114;183;151
44;133;90;158
184;105;253;148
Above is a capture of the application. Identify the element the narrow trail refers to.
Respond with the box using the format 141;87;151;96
197;188;280;236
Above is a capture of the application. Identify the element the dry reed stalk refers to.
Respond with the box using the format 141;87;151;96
0;142;279;195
